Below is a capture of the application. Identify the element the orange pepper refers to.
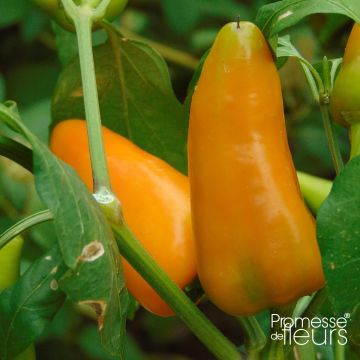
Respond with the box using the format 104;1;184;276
188;22;324;315
50;120;196;316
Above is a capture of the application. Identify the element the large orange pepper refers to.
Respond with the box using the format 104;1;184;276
188;22;324;316
50;120;196;316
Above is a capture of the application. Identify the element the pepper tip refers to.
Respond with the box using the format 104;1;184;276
236;15;240;29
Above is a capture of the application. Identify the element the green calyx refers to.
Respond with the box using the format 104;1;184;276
32;0;128;32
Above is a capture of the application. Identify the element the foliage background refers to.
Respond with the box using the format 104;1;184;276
0;0;354;359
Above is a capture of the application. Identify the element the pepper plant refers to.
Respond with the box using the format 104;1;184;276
0;0;360;359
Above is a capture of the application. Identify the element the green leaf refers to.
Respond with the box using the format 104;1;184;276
317;155;360;316
0;102;128;357
277;35;320;100
256;0;360;44
52;31;187;174
78;326;144;360
0;246;66;358
313;57;343;92
0;211;53;251
276;35;342;101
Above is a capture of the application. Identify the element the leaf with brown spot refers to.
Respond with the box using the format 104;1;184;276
0;247;66;358
0;103;128;358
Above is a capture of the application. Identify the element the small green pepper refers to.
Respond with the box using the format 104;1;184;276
0;236;24;290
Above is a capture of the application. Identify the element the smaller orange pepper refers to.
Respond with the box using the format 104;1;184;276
50;119;196;316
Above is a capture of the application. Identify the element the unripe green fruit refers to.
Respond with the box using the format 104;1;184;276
331;23;360;127
0;236;23;290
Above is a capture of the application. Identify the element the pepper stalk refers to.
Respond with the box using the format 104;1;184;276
60;0;122;224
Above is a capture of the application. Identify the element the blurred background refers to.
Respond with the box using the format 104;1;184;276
0;0;354;359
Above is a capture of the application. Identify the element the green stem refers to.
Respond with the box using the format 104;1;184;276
62;0;111;195
61;0;122;222
319;57;344;175
319;99;344;175
111;221;242;360
0;210;54;250
237;316;266;359
334;328;346;360
74;12;110;193
350;122;360;159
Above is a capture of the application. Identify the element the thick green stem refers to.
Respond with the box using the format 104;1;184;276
74;12;110;194
61;0;121;222
111;222;242;360
61;0;111;195
0;210;54;250
237;316;266;359
350;123;360;159
319;99;344;175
